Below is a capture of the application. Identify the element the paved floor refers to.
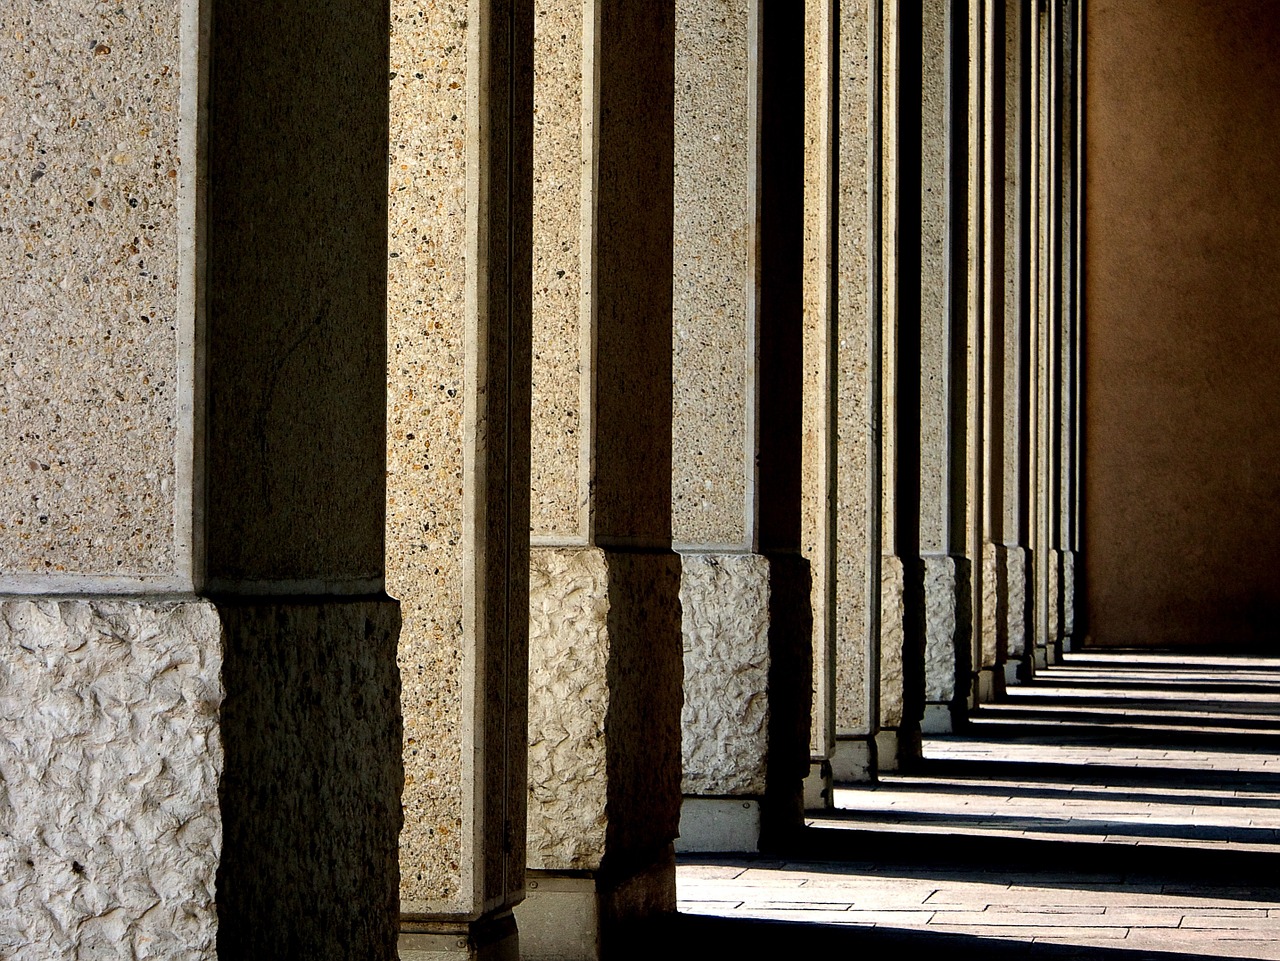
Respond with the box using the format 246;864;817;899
674;652;1280;959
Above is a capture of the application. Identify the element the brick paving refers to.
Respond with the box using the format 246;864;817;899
675;652;1280;959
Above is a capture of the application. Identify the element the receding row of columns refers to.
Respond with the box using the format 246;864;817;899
1;0;1079;958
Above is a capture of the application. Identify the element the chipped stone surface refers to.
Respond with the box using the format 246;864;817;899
1048;548;1061;644
531;0;586;540
0;598;222;961
879;555;905;729
680;553;770;796
527;547;609;870
1062;549;1076;637
923;555;958;703
1005;546;1029;659
388;0;467;911
671;0;751;548
527;548;683;873
981;544;1001;670
0;0;181;578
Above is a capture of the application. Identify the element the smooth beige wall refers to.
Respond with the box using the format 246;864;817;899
1084;0;1280;647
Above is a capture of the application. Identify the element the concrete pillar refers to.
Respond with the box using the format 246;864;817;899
878;0;916;772
801;0;885;794
0;0;402;956
520;1;680;956
916;0;971;735
390;1;533;958
989;0;1035;688
829;0;887;785
1057;0;1080;654
802;0;836;804
966;0;993;708
673;0;811;852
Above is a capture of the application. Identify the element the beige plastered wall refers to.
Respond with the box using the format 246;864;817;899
1084;0;1280;648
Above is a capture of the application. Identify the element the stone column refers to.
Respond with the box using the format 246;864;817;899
829;0;887;785
519;2;681;957
1056;0;1081;655
878;0;916;772
390;1;533;958
966;0;994;708
989;0;1035;688
916;0;972;735
673;0;811;852
0;1;402;957
802;0;836;804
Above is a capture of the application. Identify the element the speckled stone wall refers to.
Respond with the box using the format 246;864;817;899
0;0;184;587
389;0;532;922
672;0;752;549
530;0;587;542
831;0;880;743
918;0;952;555
0;599;221;961
388;0;469;912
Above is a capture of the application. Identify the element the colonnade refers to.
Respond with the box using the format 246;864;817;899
0;0;1078;958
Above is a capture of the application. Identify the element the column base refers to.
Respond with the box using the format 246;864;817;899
874;729;901;772
399;912;518;961
516;854;675;961
1033;646;1049;671
830;736;875;783
975;666;1000;704
803;758;833;810
675;797;760;853
922;703;954;734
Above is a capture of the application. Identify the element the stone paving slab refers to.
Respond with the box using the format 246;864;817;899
676;653;1280;957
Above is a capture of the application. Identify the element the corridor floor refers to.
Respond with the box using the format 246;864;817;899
674;652;1280;959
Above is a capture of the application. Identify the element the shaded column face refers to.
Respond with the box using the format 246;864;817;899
522;0;682;955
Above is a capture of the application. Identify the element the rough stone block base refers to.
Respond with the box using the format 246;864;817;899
830;737;875;783
803;759;832;810
516;852;675;961
398;913;518;961
923;556;963;709
216;595;403;960
922;703;954;734
879;555;906;731
975;667;1000;704
675;798;761;853
875;729;901;772
0;594;403;961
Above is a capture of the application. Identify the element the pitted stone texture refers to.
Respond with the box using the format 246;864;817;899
1062;549;1076;637
671;0;751;547
1005;546;1029;659
0;0;181;578
530;0;586;540
879;555;905;728
528;548;683;874
215;598;402;960
981;544;1001;670
389;0;467;910
1048;548;1061;643
528;547;610;870
923;555;958;703
680;553;770;796
0;599;222;961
